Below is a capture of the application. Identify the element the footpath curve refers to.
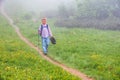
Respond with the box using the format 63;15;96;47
0;7;93;80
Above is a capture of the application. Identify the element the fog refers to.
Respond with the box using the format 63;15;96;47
1;0;120;30
4;0;75;12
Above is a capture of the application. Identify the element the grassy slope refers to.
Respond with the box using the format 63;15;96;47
0;15;80;80
49;27;120;80
15;19;120;80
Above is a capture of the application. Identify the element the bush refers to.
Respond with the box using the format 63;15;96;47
55;17;120;30
96;9;109;20
23;13;32;20
112;9;120;18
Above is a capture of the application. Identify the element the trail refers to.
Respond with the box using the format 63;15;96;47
0;7;93;80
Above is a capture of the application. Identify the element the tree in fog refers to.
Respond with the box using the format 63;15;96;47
112;0;120;18
58;3;69;18
55;0;120;30
75;0;120;19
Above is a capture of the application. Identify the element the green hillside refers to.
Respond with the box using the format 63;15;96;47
1;0;120;80
0;15;80;80
15;19;120;80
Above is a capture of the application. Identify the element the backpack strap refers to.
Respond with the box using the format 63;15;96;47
46;24;50;35
40;24;49;36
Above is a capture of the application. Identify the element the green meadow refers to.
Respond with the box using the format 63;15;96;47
0;15;80;80
15;18;120;80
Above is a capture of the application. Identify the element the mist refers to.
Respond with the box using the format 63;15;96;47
4;0;74;12
1;0;120;30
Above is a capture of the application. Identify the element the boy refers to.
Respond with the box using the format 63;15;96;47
38;18;52;55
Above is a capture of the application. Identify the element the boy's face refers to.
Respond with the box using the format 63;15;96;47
42;19;47;25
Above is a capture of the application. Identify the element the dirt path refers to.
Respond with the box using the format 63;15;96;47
0;7;93;80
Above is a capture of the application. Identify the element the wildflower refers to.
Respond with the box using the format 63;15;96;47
5;66;11;71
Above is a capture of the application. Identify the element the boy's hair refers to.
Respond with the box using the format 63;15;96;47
41;18;47;21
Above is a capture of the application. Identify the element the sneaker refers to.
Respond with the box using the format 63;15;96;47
44;52;47;55
44;54;47;55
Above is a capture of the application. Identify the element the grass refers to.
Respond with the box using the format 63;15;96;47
49;28;120;80
0;15;80;80
14;17;120;80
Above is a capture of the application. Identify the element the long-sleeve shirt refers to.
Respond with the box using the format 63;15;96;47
38;24;52;38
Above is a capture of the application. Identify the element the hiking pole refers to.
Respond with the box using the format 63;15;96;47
38;33;40;51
